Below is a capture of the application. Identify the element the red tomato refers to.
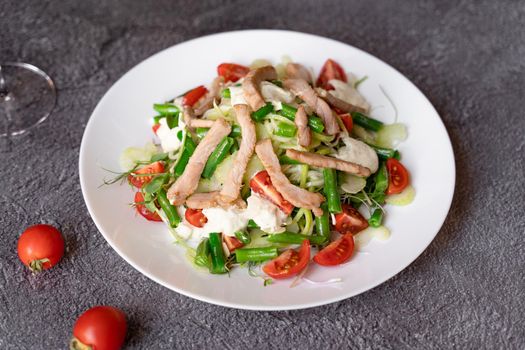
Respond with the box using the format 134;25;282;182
313;233;355;266
386;158;410;195
263;240;310;279
316;59;347;90
223;235;244;252
17;224;64;272
134;192;162;222
339;113;353;132
71;306;127;350
128;161;164;188
217;63;250;82
334;204;369;234
152;123;161;134
183;85;208;107
250;170;294;215
185;208;207;228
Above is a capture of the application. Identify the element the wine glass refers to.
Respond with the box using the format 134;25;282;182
0;62;57;139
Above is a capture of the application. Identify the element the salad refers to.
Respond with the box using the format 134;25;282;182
112;58;415;283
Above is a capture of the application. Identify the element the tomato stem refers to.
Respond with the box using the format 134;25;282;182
70;337;92;350
28;258;50;273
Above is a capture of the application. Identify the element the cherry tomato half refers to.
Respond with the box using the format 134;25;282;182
339;113;353;133
334;204;369;235
263;240;310;279
185;208;207;228
316;59;347;90
250;170;294;215
313;233;355;266
71;306;127;350
183;85;208;107
223;235;244;252
128;161;165;188
17;224;64;272
134;192;162;222
386;158;410;195
152;123;161;135
217;63;250;82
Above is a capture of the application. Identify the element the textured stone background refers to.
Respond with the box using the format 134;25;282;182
1;0;524;349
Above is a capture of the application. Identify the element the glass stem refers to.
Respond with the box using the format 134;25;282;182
0;64;12;146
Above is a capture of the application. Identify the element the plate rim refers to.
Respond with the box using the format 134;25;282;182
79;29;456;310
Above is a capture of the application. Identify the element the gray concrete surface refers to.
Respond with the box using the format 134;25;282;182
1;0;524;349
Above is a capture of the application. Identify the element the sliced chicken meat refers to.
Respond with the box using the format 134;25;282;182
188;119;215;128
255;139;325;216
167;118;231;205
242;66;277;111
316;88;367;114
283;78;340;135
285;63;312;83
194;76;224;116
294;105;311;147
186;191;246;209
285;149;372;177
220;104;257;203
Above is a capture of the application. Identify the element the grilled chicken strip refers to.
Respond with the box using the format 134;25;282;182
194;76;224;116
315;88;367;114
188;119;215;128
283;78;340;135
242;66;277;111
285;149;372;177
167;118;231;205
294;105;311;147
255;139;325;216
220;105;257;202
285;63;312;83
186;191;246;209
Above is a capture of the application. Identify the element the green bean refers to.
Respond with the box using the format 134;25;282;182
153;103;179;115
323;168;342;213
195;125;239;140
308;116;325;134
251;103;274;122
247;219;259;229
277;103;324;133
369;209;383;228
278;103;297;120
235;247;278;263
351;112;383;132
234;230;251;245
221;88;231;98
202;137;234;178
266;232;326;245
279;155;303;165
229;124;242;138
143;173;168;194
366;143;398;160
195;127;208;139
194;239;210;267
315;202;331;242
157;189;181;227
230;139;240;153
208;232;228;274
273;122;297;137
174;135;196;176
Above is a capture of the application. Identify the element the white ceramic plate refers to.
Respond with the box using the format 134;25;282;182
79;30;455;310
